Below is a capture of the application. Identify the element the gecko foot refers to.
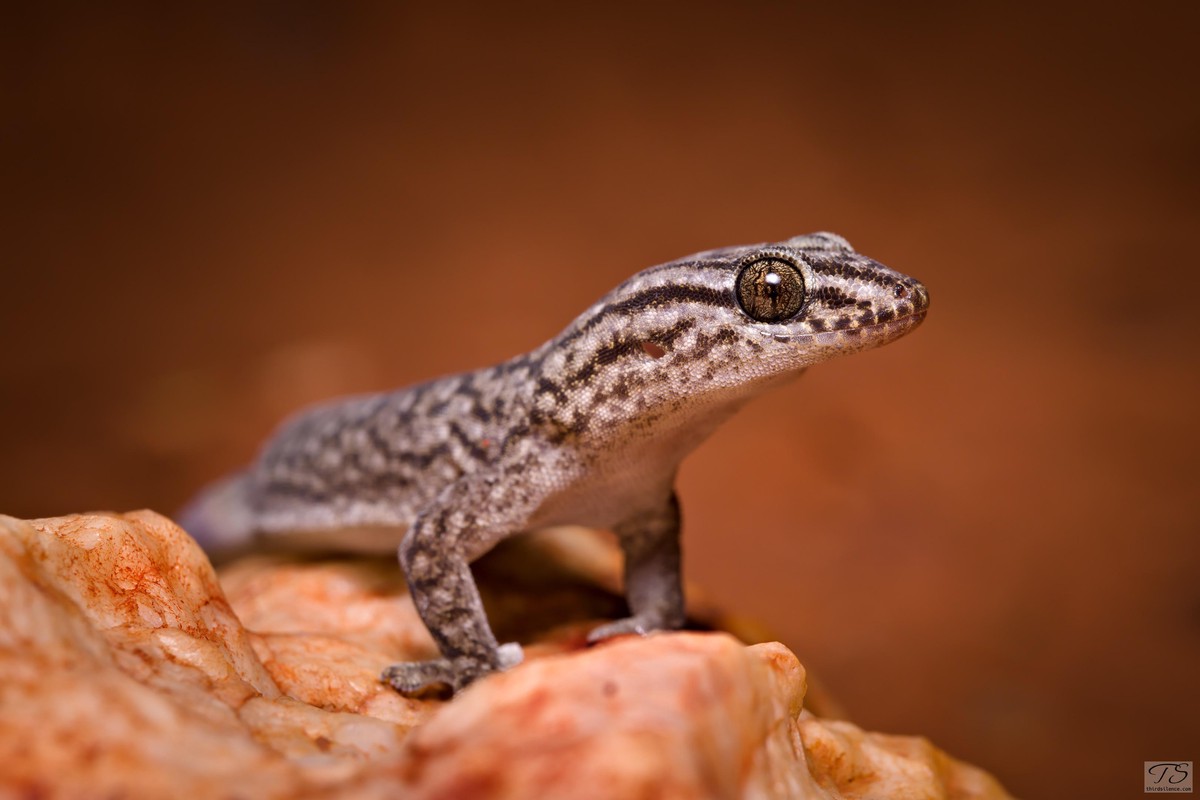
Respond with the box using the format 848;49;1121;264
381;642;524;694
587;615;672;644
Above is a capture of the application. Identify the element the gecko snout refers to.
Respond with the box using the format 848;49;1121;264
911;280;930;310
890;275;930;318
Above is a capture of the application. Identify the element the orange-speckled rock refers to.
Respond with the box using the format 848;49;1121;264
0;512;1013;799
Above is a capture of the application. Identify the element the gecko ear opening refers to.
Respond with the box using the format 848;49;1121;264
640;341;667;359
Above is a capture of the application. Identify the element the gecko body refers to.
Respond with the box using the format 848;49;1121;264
181;232;929;692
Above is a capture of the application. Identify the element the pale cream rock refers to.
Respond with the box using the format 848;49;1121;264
0;512;1013;799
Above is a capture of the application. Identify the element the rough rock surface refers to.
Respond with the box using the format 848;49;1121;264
0;512;1013;799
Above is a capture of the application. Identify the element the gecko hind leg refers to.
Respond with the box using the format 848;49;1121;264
382;659;458;693
385;504;527;693
382;643;524;693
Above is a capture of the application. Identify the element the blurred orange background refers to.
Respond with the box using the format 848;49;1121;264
3;3;1197;797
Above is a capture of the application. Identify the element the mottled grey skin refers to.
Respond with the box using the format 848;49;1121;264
181;233;929;692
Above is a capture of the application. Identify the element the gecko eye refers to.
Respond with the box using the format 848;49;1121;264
735;257;805;323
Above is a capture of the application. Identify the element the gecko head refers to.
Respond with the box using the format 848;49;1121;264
548;232;929;425
716;232;931;368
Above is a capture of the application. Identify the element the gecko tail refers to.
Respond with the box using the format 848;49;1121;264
176;472;259;556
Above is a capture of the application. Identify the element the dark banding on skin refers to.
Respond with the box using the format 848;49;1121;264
448;421;493;464
685;326;738;361
810;285;858;309
573;283;730;339
560;318;697;389
188;232;929;696
806;254;908;291
534;377;569;404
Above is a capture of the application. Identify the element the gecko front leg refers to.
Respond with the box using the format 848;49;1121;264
383;476;529;693
178;233;929;698
588;492;685;642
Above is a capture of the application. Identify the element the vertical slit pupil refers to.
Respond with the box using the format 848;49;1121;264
737;258;805;322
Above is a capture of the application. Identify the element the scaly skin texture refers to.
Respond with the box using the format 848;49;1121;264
180;232;930;692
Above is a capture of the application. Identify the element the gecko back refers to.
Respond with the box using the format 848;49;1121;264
180;232;928;691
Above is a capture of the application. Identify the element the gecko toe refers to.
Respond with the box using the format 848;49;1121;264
382;659;459;694
383;647;524;694
497;642;525;670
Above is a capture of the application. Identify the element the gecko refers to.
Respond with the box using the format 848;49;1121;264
180;232;929;693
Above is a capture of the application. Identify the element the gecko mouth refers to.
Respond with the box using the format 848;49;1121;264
774;309;928;346
841;308;928;342
884;308;928;330
854;309;926;342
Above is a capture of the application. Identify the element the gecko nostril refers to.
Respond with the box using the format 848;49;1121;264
912;283;929;309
